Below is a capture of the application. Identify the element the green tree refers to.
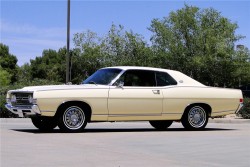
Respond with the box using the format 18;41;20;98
149;5;244;87
233;47;250;87
72;24;153;83
29;48;66;83
0;43;18;83
0;66;11;86
102;24;153;66
72;30;103;83
17;63;32;84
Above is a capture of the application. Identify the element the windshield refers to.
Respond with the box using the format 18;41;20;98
83;68;122;85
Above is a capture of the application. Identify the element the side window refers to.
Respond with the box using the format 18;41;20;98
156;72;177;86
117;70;156;87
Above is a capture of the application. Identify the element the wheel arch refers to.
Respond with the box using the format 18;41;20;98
182;103;212;119
55;101;92;122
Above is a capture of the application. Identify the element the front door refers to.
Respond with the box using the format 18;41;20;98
108;70;163;120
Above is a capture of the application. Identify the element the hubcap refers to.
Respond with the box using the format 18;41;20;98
188;106;206;128
63;106;85;130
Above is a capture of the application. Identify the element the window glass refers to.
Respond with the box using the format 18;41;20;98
116;70;156;87
83;68;122;85
156;71;177;86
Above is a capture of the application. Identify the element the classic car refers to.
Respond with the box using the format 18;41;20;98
5;66;243;132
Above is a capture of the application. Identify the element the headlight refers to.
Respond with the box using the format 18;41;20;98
10;94;16;103
28;95;33;104
28;95;37;104
6;98;11;104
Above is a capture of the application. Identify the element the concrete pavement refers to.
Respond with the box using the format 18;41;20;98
1;118;250;167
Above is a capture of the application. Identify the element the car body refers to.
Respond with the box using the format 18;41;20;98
5;66;243;132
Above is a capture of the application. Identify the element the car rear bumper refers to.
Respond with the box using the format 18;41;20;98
235;103;244;114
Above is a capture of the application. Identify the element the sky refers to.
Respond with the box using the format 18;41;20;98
1;0;250;66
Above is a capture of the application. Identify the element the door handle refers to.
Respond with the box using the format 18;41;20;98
152;90;160;94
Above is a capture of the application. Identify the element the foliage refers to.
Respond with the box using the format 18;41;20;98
72;24;153;83
29;49;66;83
232;47;250;86
0;66;11;86
0;43;18;83
101;24;154;67
237;98;250;119
149;5;248;87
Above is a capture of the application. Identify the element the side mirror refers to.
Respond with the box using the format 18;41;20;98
116;81;124;88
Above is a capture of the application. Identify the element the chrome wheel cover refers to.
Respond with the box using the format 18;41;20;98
63;106;85;130
188;106;206;128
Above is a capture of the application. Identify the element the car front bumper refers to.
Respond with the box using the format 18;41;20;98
5;104;41;117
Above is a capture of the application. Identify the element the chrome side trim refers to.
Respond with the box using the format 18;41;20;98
108;113;162;117
213;110;235;114
162;113;182;115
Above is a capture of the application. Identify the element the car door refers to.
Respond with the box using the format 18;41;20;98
108;70;163;119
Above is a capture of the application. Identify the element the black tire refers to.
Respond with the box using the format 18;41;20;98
149;120;173;130
181;106;208;130
58;105;87;132
31;117;57;131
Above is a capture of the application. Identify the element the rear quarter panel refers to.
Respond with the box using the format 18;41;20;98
162;86;242;119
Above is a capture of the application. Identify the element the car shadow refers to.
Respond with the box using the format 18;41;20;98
11;127;236;134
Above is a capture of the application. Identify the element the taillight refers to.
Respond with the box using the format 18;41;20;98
240;98;243;103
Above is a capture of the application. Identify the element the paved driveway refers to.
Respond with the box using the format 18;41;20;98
1;119;250;167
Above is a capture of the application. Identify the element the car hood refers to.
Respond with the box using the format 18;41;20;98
13;84;110;92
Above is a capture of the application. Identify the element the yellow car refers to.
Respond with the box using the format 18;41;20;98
6;66;243;132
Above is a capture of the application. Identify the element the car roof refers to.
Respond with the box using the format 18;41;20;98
104;66;175;73
103;66;205;86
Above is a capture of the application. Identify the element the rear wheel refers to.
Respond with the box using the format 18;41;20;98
31;117;57;131
181;106;208;130
58;105;87;132
149;120;173;130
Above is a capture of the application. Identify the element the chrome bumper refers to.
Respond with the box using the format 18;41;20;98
5;104;41;117
235;103;244;114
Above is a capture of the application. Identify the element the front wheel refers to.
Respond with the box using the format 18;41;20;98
31;117;57;131
58;105;87;132
149;120;173;130
181;106;208;130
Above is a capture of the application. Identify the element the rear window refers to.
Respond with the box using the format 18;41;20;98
155;71;177;86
